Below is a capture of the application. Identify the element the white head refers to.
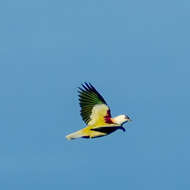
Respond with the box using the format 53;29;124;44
112;114;131;125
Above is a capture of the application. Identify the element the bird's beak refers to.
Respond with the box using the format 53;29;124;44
128;118;132;122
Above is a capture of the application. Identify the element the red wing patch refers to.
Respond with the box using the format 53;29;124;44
104;110;114;124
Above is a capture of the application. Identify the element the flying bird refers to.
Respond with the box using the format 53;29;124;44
66;83;131;140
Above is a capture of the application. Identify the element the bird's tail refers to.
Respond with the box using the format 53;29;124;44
66;130;83;140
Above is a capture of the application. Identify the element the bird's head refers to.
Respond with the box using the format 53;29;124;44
112;114;132;125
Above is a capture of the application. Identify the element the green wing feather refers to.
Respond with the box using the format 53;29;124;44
78;82;108;124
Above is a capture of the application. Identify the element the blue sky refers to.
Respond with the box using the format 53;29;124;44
0;0;190;189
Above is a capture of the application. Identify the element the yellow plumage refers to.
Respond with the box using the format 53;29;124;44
66;123;121;140
66;127;105;140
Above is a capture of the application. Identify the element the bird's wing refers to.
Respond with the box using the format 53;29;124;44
78;82;114;126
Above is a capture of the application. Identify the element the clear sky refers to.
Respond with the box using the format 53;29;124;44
0;0;190;189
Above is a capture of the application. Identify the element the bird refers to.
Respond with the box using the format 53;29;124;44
66;82;131;140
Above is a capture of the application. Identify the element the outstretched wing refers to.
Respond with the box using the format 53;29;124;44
78;83;113;126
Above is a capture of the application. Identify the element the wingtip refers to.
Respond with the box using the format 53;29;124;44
79;82;94;92
81;81;92;86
